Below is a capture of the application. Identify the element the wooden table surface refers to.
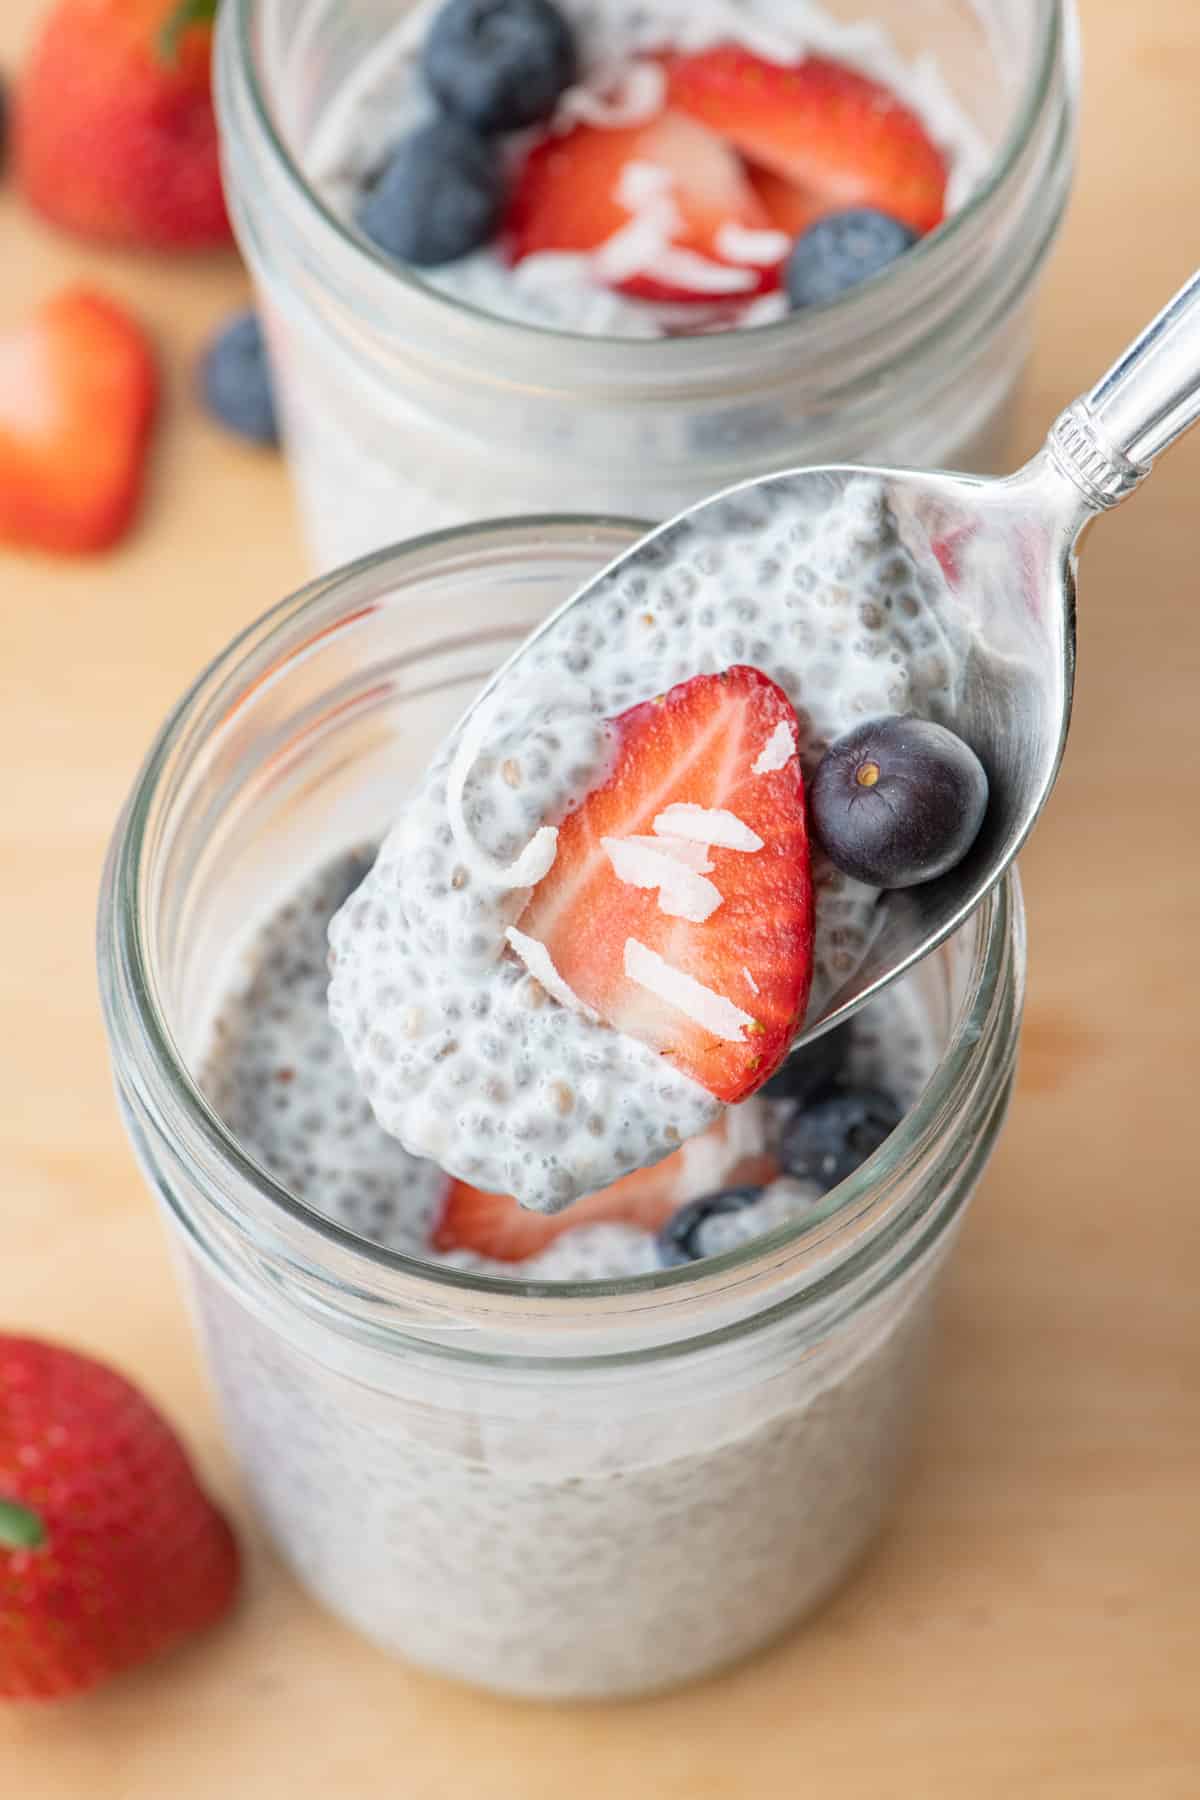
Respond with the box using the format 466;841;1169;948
3;1;1199;1792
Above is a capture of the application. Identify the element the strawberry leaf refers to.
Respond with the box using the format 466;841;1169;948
159;0;219;61
0;1498;46;1551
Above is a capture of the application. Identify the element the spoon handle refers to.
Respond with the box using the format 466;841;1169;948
1048;268;1200;510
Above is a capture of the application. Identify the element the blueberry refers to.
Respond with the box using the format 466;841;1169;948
785;208;917;310
780;1086;902;1192
657;1186;764;1267
810;715;989;889
423;0;577;134
762;1020;853;1103
358;118;503;267
199;310;279;447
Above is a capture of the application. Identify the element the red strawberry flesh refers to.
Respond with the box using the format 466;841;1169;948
745;163;821;240
665;47;949;237
516;667;814;1104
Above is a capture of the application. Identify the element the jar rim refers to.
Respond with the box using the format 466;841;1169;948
222;0;1070;361
100;515;1024;1356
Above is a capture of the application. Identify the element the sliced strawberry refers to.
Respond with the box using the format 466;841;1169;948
665;48;948;237
434;1111;778;1262
506;109;785;303
516;667;813;1104
0;287;158;554
746;163;821;239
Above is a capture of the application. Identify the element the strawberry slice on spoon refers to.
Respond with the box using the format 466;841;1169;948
515;667;814;1104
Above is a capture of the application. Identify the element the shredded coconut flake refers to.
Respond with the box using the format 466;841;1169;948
642;248;757;295
593;161;758;297
624;939;756;1042
557;58;666;129
653;804;764;852
506;928;599;1020
739;290;791;329
447;700;558;891
622;833;713;873
714;222;792;267
752;721;798;775
615;159;674;212
603;837;722;923
742;967;760;995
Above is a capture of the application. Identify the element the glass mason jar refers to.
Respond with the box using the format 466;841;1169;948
98;520;1025;1701
215;0;1079;570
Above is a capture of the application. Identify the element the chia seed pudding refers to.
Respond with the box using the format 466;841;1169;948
327;475;969;1209
187;1211;941;1696
195;843;949;1694
201;847;938;1280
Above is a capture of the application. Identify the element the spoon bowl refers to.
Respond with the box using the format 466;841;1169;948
465;269;1200;1045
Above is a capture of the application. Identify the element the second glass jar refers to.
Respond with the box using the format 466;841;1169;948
216;0;1079;569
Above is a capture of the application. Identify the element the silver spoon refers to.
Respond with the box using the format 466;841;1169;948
469;269;1200;1047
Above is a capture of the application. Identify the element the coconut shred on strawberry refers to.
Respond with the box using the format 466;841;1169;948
305;0;988;339
327;476;969;1212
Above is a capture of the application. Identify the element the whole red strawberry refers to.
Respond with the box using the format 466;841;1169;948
14;0;230;250
0;1335;240;1701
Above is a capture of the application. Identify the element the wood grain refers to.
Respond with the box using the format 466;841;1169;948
2;0;1199;1792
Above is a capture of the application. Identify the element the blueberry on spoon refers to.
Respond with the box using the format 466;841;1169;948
811;715;989;889
424;0;578;134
